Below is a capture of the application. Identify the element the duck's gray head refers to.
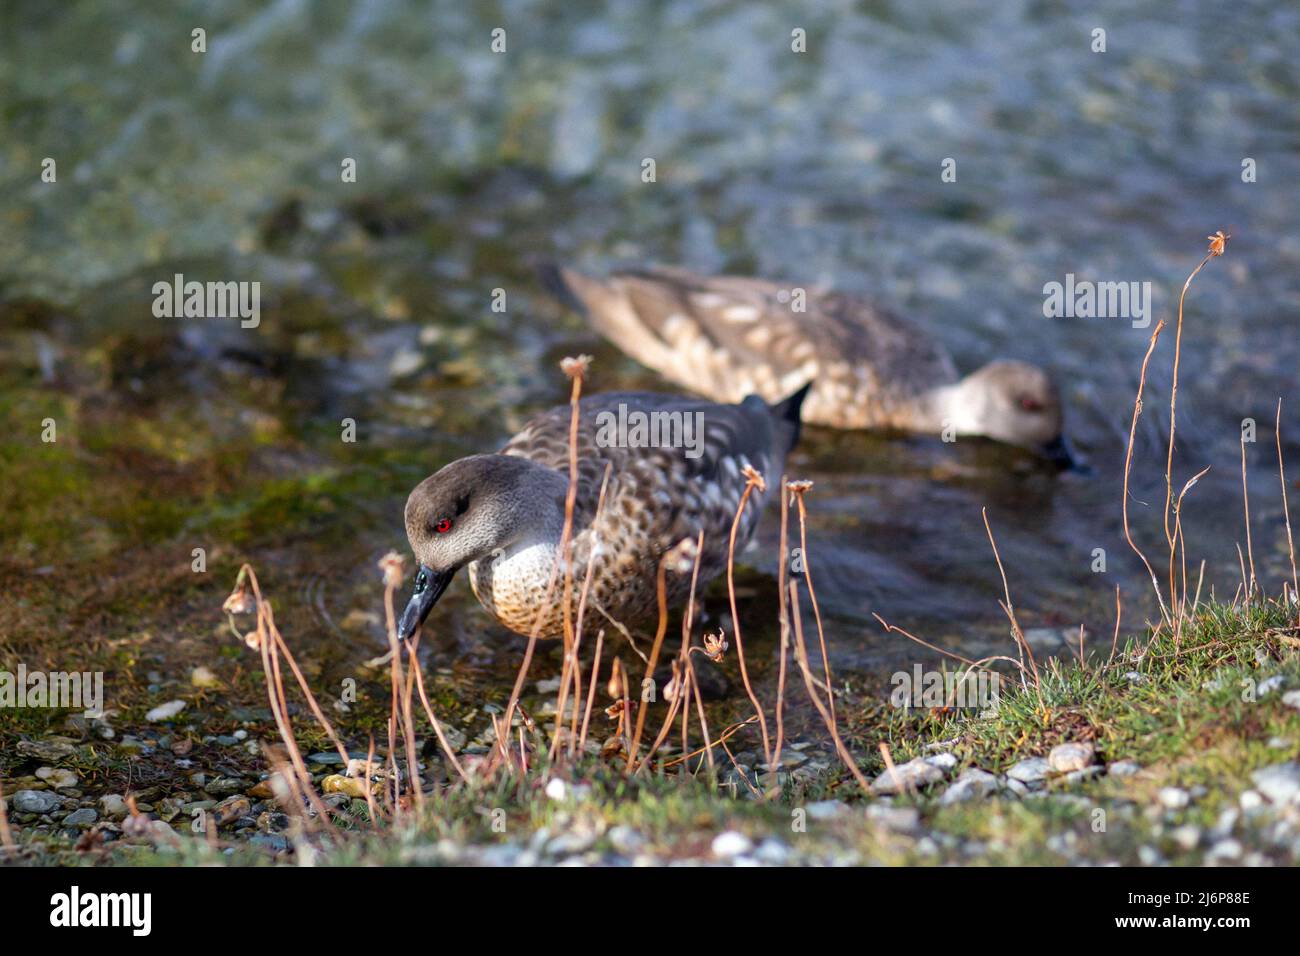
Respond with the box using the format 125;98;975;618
950;360;1075;466
398;454;566;641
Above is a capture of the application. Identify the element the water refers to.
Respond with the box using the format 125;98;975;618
3;0;1300;705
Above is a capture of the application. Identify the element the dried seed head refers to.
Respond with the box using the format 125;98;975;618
702;629;729;663
1207;230;1229;257
560;354;592;379
786;479;814;495
222;581;256;616
664;536;699;574
606;657;624;699
741;464;766;492
378;550;406;590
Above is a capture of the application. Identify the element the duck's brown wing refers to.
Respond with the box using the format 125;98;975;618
498;391;789;629
551;265;957;429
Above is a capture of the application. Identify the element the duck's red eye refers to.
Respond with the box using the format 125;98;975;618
434;518;453;534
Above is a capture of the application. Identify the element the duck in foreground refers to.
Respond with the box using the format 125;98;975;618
398;386;809;642
545;264;1076;467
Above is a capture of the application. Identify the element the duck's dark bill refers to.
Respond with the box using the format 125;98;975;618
1040;434;1082;471
398;565;455;641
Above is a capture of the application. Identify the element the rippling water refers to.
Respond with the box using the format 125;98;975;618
3;0;1299;692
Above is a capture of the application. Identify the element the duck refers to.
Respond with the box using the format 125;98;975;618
543;264;1075;466
397;386;809;642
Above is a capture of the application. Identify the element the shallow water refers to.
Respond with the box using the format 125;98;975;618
3;0;1300;705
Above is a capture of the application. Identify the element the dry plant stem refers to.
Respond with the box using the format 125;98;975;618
578;629;604;752
687;655;715;774
662;715;756;769
1242;432;1258;603
642;662;688;773
773;480;791;778
873;613;1029;682
981;509;1042;701
556;463;611;760
628;557;672;768
1163;250;1220;619
406;640;469;783
496;359;587;771
1121;320;1172;625
639;531;706;772
383;575;423;813
726;471;772;765
879;742;905;796
362;736;382;826
788;581;872;794
1108;586;1123;666
255;596;342;836
1277;400;1300;609
791;486;836;721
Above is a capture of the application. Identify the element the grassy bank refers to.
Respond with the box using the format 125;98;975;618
4;595;1298;867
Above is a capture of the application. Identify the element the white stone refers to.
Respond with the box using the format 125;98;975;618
711;830;753;859
145;699;186;722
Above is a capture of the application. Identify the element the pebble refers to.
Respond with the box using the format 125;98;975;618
1281;689;1300;711
321;775;371;799
1250;762;1300;805
204;777;248;797
1108;760;1141;777
1006;757;1051;785
1064;766;1105;784
35;767;79;789
1048;742;1095;773
866;804;920;832
871;756;946;794
16;739;76;762
804;799;849;820
1206;838;1242;862
63;808;98;829
607;824;645;855
711;831;753;859
1170;824;1201;850
1257;675;1287;697
212;796;252;827
250;833;290;853
1240;790;1266;813
1158;787;1190;809
10;790;61;814
98;794;129;821
941;768;999;805
544;778;569;801
145;700;186;722
190;666;221;688
754;838;790;864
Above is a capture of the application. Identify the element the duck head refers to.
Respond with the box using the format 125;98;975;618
398;454;566;641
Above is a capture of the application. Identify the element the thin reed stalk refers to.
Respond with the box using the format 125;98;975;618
788;581;872;794
1276;400;1299;609
790;481;836;721
725;464;772;765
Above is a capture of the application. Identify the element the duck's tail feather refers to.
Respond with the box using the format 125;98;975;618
770;380;813;455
